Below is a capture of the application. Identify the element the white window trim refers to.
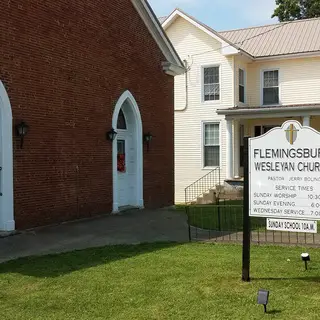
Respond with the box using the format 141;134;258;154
260;68;281;106
201;64;221;104
239;68;246;104
201;121;222;170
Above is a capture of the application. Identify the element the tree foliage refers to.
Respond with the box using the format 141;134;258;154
272;0;320;21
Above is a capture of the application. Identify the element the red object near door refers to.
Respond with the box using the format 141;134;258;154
117;153;126;172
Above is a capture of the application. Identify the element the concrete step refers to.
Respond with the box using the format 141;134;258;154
196;189;217;205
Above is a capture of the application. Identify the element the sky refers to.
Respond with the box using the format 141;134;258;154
148;0;279;31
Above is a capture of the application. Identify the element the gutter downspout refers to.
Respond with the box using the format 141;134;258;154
183;59;189;110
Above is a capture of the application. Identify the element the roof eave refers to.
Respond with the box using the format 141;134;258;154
162;61;186;76
254;50;320;61
217;105;320;117
131;0;185;71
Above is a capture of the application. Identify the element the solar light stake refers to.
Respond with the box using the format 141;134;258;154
257;289;269;313
301;253;310;271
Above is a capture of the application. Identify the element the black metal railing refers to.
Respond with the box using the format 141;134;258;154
184;167;221;204
186;204;320;247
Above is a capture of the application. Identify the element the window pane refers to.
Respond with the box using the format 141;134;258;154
263;87;279;105
264;71;271;87
117;140;125;155
205;124;219;145
117;109;127;129
239;85;245;103
204;84;220;101
204;67;220;100
204;84;219;95
204;93;220;101
117;140;126;172
204;67;219;84
264;70;278;87
254;126;262;137
239;69;244;86
205;146;220;167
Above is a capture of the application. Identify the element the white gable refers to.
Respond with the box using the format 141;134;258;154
162;9;239;56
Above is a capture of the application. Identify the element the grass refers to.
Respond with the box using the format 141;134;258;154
182;201;320;233
1;243;320;319
184;200;265;231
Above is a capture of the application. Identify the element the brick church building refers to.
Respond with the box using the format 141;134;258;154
0;0;184;231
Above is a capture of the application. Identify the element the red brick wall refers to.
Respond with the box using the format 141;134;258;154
0;0;174;229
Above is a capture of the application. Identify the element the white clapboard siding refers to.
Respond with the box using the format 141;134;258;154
234;56;250;106
166;17;234;203
247;57;320;107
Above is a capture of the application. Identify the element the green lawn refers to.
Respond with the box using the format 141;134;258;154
183;202;320;233
1;243;320;319
184;201;266;231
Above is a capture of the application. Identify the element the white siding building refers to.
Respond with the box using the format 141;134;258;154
162;9;320;204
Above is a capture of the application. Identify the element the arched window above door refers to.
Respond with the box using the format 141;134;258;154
117;109;127;130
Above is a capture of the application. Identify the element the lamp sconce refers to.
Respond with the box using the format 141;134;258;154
15;121;29;149
143;132;153;152
106;128;117;141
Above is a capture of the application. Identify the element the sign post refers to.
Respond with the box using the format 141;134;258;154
242;137;250;282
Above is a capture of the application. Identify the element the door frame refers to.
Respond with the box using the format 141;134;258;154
0;81;14;231
112;90;143;213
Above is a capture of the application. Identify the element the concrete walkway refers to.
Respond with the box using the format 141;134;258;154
0;208;188;263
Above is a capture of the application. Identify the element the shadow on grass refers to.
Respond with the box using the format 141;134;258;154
253;277;320;283
185;204;267;234
190;227;238;240
267;310;282;315
0;242;181;278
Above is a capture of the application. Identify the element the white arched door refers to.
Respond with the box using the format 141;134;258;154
112;91;143;212
0;81;14;231
116;109;136;207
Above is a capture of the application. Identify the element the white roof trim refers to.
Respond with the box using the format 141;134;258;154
254;51;320;61
217;105;320;120
162;9;239;56
162;61;185;76
131;0;185;75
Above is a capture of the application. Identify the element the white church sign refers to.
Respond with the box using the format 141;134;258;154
249;120;320;221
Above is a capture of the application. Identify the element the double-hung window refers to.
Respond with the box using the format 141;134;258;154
204;123;220;167
239;69;245;103
263;70;279;105
203;66;220;101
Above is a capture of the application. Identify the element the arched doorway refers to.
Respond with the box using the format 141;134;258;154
112;91;143;212
0;81;14;231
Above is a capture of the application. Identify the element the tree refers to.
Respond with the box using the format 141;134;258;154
272;0;320;21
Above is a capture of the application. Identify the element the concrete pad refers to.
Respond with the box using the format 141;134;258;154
0;208;189;263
